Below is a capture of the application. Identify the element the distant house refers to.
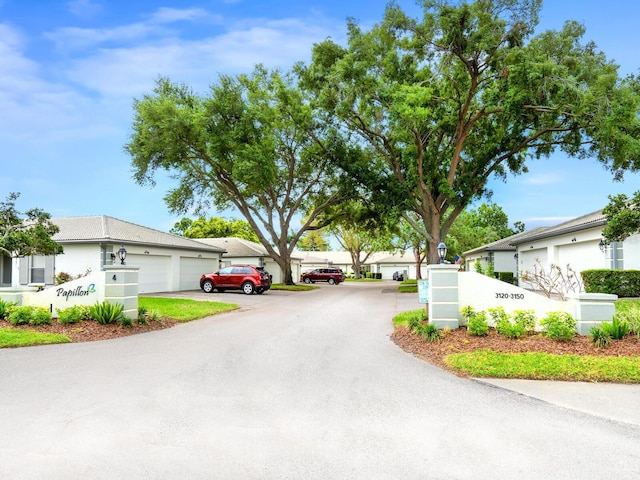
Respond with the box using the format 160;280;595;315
463;227;549;278
296;250;419;280
4;216;225;293
196;237;302;284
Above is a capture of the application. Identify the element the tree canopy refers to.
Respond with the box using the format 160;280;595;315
602;192;640;243
0;192;62;258
297;0;640;262
126;66;359;284
447;203;523;259
171;217;260;242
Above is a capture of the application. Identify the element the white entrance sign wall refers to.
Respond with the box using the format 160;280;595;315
458;272;569;322
425;268;617;335
6;266;140;319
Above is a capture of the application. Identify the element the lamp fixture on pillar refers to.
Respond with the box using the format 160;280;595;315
117;245;127;265
437;242;447;264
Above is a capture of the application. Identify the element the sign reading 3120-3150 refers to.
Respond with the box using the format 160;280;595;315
495;292;525;300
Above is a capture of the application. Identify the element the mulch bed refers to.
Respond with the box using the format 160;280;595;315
391;326;640;378
0;317;178;343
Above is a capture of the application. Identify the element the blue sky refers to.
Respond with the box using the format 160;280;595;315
1;0;639;235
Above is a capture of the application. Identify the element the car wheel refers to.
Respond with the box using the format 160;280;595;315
202;280;214;293
242;282;255;295
328;278;335;285
303;277;311;284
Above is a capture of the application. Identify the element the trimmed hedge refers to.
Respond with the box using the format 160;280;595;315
582;269;640;297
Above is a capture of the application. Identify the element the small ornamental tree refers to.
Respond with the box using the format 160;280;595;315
0;192;62;259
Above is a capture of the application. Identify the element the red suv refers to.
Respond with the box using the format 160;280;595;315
200;265;271;295
300;267;345;285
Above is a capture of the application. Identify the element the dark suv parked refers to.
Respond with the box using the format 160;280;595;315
200;264;271;295
300;267;345;285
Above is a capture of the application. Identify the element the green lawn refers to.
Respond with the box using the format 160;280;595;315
270;283;317;291
445;350;640;383
394;299;640;383
0;328;71;348
138;297;238;322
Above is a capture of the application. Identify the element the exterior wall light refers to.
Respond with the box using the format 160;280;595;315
437;242;447;264
117;245;127;265
598;239;606;252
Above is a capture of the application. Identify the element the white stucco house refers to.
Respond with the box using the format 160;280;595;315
464;209;640;290
195;237;302;285
2;216;225;294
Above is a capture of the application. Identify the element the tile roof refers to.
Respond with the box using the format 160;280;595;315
508;210;606;245
195;237;268;257
463;227;550;255
50;215;225;252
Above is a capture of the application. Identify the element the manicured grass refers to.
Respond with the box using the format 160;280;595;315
138;297;238;322
398;285;418;293
0;328;71;348
270;283;317;291
345;277;383;282
445;350;640;383
393;308;428;326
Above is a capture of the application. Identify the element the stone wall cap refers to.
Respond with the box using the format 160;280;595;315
566;292;618;301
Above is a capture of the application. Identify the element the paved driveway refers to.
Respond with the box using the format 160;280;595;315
1;282;639;479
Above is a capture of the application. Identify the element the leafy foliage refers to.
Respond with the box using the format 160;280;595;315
89;301;126;325
540;312;576;341
0;300;17;319
7;306;51;326
590;326;611;348
56;305;86;324
602;191;640;242
299;0;640;262
170;216;260;242
127;66;358;284
0;192;62;258
601;316;630;340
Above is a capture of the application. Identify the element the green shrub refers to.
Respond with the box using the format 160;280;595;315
498;272;515;284
582;269;640;297
601;316;629;340
147;310;162;321
119;315;133;328
416;323;442;342
487;306;508;325
467;311;489;337
0;300;18;319
590;326;611;348
30;307;52;326
474;260;483;274
540;312;576;341
496;320;526;339
8;306;34;326
90;301;125;325
512;310;536;333
57;305;85;324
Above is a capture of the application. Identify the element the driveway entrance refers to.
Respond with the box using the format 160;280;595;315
1;282;638;479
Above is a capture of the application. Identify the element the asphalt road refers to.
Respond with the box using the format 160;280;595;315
1;282;639;479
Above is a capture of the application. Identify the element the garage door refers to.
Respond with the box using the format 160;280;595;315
180;257;217;291
127;254;171;294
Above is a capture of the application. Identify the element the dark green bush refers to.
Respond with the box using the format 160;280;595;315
601;317;629;340
582;269;640;297
590;326;610;348
498;272;515;284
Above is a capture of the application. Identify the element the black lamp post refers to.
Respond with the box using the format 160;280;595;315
437;242;447;264
117;245;127;265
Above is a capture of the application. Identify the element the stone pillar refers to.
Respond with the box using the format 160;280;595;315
426;264;460;330
566;292;618;335
103;265;139;319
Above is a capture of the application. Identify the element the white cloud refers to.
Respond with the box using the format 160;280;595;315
149;7;221;24
67;0;103;19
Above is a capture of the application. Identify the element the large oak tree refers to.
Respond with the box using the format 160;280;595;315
298;0;640;262
127;66;358;284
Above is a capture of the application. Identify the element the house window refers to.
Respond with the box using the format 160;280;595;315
19;255;55;285
605;242;623;270
31;256;46;283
